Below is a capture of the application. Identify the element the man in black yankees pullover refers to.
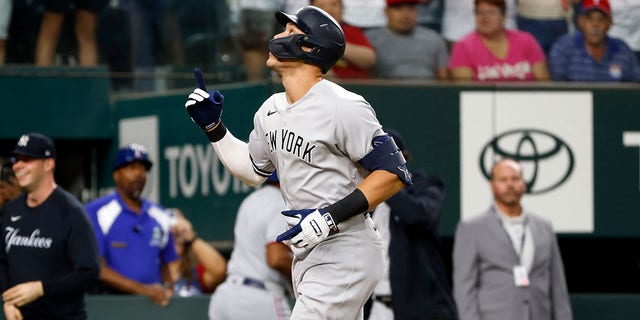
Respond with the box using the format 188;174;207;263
0;133;99;320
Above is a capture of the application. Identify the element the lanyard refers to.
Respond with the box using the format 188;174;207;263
496;215;528;263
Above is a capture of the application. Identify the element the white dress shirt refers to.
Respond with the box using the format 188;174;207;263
496;206;535;272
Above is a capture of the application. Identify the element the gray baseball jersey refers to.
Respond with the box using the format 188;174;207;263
208;185;292;320
247;79;385;319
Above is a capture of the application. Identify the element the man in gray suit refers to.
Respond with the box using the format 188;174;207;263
453;158;572;320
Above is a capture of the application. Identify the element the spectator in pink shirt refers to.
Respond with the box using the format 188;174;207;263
449;0;549;82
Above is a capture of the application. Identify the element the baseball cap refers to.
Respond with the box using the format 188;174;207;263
387;0;419;6
113;143;153;171
582;0;610;15
12;133;56;159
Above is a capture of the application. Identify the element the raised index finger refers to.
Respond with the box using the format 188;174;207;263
194;67;207;91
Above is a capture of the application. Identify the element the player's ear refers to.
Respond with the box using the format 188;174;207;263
44;158;55;172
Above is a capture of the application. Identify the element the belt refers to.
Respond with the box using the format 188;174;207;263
373;295;392;308
339;211;372;229
227;274;281;292
242;277;266;290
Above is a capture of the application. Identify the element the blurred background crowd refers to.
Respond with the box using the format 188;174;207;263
0;0;638;94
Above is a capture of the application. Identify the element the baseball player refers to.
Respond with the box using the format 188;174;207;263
208;172;293;319
184;6;411;319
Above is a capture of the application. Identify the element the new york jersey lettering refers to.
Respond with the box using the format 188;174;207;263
265;129;316;162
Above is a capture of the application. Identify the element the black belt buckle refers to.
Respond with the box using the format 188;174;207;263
242;277;266;290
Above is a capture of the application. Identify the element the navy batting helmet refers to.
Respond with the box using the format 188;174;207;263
113;143;153;171
268;6;346;73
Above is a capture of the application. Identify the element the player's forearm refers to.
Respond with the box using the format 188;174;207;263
358;170;405;211
41;267;99;296
210;128;267;187
266;242;293;278
344;44;376;69
100;265;147;295
324;171;403;225
190;239;227;286
450;67;474;82
161;261;179;289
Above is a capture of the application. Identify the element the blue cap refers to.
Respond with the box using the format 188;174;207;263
12;133;56;159
113;143;153;171
265;170;279;184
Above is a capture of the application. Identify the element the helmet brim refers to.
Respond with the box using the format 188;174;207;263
275;11;299;28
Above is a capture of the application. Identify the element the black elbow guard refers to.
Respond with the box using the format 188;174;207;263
359;135;412;184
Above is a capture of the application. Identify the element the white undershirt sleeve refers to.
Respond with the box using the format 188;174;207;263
211;130;267;187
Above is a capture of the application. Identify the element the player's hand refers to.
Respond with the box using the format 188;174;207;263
184;68;224;132
171;214;197;244
2;281;44;307
276;208;338;249
143;283;173;307
3;302;23;320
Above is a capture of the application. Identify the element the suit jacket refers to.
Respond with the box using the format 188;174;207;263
453;206;572;320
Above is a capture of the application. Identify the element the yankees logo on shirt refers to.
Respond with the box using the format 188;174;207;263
4;227;53;252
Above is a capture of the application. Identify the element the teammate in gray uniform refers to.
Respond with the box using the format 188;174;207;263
184;6;411;320
208;173;293;320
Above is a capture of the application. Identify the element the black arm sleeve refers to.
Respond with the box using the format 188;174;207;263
326;188;370;224
41;206;100;295
385;171;445;229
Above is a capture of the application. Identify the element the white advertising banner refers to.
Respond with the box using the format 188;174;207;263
119;116;159;202
460;91;593;233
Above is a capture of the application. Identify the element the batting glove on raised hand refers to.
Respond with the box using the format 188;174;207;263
185;68;224;132
276;208;339;249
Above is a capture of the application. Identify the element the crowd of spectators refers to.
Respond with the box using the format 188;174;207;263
1;0;638;88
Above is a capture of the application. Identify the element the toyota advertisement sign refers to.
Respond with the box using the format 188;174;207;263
460;91;593;232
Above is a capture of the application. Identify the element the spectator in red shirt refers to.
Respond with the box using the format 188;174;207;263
311;0;377;79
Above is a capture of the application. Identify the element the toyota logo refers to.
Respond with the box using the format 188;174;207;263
479;129;575;194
